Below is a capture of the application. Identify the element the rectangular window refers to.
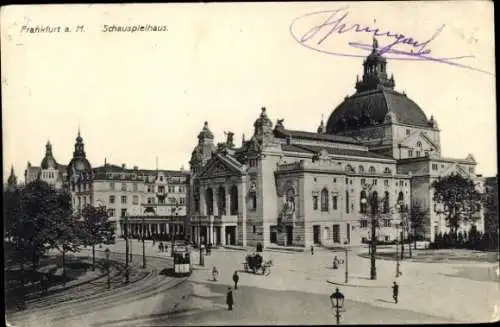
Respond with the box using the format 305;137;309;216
121;208;127;218
313;195;318;210
107;209;115;217
406;129;410;135
332;196;338;210
133;183;138;192
432;164;438;171
121;195;127;204
158;197;165;204
360;220;368;228
110;182;115;190
408;150;413;157
345;191;350;213
121;183;126;191
132;195;139;205
332;224;340;243
109;195;115;204
253;225;256;234
361;178;366;185
372;179;378;185
345;178;349;184
383;219;391;227
333;178;337;183
384;180;389;186
158;186;165;193
416;151;421;157
179;197;185;205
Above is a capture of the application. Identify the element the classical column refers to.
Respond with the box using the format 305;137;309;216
225;185;231;216
238;180;248;246
213;187;219;216
199;185;206;216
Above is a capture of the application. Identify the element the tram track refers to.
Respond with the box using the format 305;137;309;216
8;251;186;327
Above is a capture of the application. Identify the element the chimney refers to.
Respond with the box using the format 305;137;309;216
122;163;126;169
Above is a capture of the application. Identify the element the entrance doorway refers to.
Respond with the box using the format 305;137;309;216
270;226;277;244
313;225;320;244
225;226;236;245
286;226;293;246
215;226;221;245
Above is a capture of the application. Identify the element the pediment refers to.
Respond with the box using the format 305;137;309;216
440;163;469;178
400;131;438;151
199;154;243;179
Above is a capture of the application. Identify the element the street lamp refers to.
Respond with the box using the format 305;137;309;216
395;229;401;277
361;189;378;280
344;246;349;284
142;215;146;269
199;217;204;266
124;213;129;270
105;247;110;289
330;288;345;325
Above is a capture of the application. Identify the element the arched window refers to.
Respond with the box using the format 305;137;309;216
397;191;404;206
321;188;329;212
370;191;379;214
206;188;214;215
416;141;422;148
360;190;367;213
345;190;350;213
384;167;392;175
230;185;238;215
369;166;376;174
345;164;354;173
383;191;390;213
218;186;226;215
250;192;257;211
358;165;365;174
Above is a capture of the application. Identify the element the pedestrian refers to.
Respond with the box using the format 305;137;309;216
212;266;219;281
310;245;314;255
226;287;234;311
333;256;339;269
232;271;239;289
392;281;399;304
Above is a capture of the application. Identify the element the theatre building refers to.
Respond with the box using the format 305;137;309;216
188;39;483;248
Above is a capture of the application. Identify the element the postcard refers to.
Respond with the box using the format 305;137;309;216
2;2;497;326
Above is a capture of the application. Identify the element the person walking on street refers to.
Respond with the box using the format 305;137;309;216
226;287;234;311
233;271;239;289
392;281;399;304
212;266;219;281
310;245;314;255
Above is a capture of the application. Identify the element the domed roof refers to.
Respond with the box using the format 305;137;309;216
67;157;92;173
254;107;272;129
41;142;58;169
198;121;214;140
326;88;433;133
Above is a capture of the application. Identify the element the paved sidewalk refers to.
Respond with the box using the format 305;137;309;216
189;247;500;323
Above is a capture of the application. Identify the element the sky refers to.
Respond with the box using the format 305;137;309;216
1;2;497;183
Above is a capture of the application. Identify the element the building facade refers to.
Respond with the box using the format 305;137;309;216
23;131;190;239
188;39;484;248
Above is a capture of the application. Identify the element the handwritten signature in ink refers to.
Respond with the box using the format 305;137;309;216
289;7;492;75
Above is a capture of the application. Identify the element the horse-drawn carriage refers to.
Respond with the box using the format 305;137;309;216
243;253;272;276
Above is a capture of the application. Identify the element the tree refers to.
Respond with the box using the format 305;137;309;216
432;174;482;235
409;202;427;250
81;205;115;271
4;180;80;274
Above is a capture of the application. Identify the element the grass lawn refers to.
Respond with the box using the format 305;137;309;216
358;248;498;263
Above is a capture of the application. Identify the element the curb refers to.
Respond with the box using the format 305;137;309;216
326;279;391;289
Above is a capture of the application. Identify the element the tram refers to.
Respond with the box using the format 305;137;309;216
173;245;192;276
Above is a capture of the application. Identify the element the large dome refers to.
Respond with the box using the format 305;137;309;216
326;88;432;133
67;157;92;173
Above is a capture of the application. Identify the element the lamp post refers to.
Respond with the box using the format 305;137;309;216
330;288;345;325
361;186;378;280
344;246;349;284
105;247;110;289
124;214;129;270
142;215;146;269
395;230;401;277
199;218;204;266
